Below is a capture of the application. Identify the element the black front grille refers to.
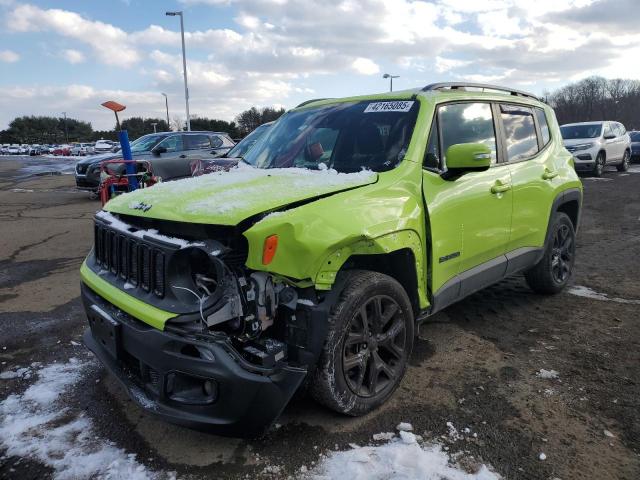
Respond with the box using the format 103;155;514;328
76;163;88;174
94;223;166;298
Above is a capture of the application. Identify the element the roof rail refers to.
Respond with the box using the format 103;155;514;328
422;82;539;101
295;98;332;108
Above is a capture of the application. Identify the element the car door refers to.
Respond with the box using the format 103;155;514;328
421;101;513;309
602;122;619;163
150;135;184;180
183;134;214;172
501;104;557;268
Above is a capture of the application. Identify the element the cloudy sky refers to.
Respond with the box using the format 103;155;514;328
0;0;637;130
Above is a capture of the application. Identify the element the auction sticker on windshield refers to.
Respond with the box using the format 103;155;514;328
364;101;414;113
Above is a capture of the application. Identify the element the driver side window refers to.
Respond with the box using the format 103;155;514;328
156;135;183;153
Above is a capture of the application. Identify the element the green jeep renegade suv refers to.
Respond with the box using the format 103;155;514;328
81;82;582;436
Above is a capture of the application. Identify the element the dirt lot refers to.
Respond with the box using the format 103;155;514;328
1;156;639;479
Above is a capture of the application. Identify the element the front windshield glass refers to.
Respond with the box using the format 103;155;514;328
560;124;602;140
243;100;419;172
228;123;272;161
130;134;164;153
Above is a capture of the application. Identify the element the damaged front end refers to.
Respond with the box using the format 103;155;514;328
81;211;330;437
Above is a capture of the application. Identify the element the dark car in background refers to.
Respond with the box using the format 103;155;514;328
75;131;235;194
630;131;640;163
191;122;274;176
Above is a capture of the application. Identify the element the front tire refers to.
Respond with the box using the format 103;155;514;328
310;271;414;416
593;152;605;177
525;212;576;294
617;150;630;172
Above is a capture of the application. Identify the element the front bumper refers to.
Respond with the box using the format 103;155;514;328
81;283;307;437
75;173;99;190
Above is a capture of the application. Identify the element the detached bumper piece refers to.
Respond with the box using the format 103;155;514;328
81;284;306;437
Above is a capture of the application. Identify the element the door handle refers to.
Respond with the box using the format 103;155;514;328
542;169;558;180
490;181;511;194
179;154;187;158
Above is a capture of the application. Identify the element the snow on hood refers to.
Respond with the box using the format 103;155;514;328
105;165;378;226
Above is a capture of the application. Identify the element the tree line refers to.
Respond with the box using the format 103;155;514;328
543;76;640;130
0;106;285;144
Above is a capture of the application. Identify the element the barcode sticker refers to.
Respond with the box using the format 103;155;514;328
364;101;414;113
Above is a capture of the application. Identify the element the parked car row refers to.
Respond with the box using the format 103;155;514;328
0;140;119;156
75;131;235;194
560;121;638;176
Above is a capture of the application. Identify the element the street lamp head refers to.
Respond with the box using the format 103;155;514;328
161;92;167;97
165;11;181;16
383;73;390;79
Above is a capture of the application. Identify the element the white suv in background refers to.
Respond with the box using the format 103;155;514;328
561;121;631;176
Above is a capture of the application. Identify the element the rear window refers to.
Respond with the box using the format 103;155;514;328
500;104;539;161
630;131;640;141
185;135;211;150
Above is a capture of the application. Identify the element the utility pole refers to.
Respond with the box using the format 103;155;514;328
61;112;68;143
165;11;190;131
161;93;170;130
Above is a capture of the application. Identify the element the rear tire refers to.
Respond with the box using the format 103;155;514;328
593;152;605;177
525;213;576;294
310;270;414;416
617;150;630;172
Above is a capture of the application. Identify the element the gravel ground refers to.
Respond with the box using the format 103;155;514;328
1;156;639;479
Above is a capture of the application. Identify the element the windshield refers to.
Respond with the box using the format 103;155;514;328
130;134;165;153
243;100;419;172
560;124;602;140
228;123;272;161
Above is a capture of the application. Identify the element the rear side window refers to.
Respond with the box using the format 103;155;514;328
186;134;211;150
210;135;223;148
500;104;538;161
438;102;497;166
534;108;551;146
156;135;183;152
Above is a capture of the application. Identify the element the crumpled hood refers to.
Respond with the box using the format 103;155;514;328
104;167;378;226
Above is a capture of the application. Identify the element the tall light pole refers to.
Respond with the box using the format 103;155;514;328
382;73;399;92
61;112;68;143
165;11;190;131
161;92;170;130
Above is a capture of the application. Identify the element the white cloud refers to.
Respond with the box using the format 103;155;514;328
6;4;139;66
0;50;20;63
352;57;380;75
0;49;19;62
61;49;85;64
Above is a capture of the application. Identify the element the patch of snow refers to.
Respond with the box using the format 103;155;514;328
0;359;166;480
0;367;31;380
96;210;198;249
372;432;395;441
539;452;547;461
309;438;501;480
115;165;376;217
124;282;135;290
446;421;462;441
297;299;316;307
568;285;640;305
536;369;559;379
604;430;615;438
582;177;612;181
399;431;418;444
396;422;413;432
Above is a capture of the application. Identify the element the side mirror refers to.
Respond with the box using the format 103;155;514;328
603;133;615;140
445;143;492;171
152;146;167;155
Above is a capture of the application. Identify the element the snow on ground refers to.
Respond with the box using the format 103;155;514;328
0;359;170;480
536;369;559;379
568;285;640;304
307;437;500;480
